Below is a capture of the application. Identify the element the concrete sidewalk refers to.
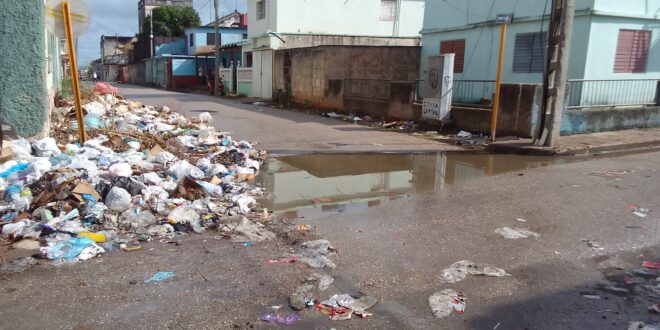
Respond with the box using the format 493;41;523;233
488;128;660;156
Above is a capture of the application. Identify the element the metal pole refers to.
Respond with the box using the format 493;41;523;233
214;0;220;96
62;1;86;143
490;23;507;142
545;0;575;147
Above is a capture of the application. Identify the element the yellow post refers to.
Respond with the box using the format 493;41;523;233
490;23;507;142
62;1;86;143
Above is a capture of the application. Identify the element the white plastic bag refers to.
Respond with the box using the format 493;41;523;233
105;187;132;212
140;172;162;185
196;158;212;173
154;151;177;165
69;156;99;177
166;160;205;180
108;163;133;177
198;112;213;123
32;138;61;157
82;101;107;116
208;164;228;176
10;139;32;160
198;181;223;197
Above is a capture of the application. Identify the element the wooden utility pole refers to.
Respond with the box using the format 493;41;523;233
535;0;575;147
490;19;509;142
214;0;220;96
62;1;86;143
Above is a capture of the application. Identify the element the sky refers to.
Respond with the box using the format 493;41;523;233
77;0;247;66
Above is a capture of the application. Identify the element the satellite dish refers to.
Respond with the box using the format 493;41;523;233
45;0;90;38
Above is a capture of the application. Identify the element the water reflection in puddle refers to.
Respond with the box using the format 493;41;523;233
256;153;564;219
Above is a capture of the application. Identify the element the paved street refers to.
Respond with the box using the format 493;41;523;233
118;84;459;154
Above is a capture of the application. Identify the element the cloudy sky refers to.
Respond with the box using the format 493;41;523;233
78;0;247;66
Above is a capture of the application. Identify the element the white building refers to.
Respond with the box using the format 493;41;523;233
245;0;426;98
420;0;660;107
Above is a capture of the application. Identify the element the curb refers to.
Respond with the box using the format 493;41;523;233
487;140;660;157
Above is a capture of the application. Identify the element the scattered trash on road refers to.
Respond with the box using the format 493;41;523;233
516;218;528;223
581;239;605;251
628;321;660;330
438;260;510;284
429;289;466;318
297;239;337;269
145;271;175;283
590;170;632;178
495;227;540;239
315;293;378;320
627;204;650;218
260;313;300;325
266;256;300;265
642;261;660;270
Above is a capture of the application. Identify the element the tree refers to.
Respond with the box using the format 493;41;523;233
141;6;201;39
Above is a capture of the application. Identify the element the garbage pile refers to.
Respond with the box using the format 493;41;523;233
0;84;269;269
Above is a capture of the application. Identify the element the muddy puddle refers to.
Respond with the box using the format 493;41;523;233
256;153;567;219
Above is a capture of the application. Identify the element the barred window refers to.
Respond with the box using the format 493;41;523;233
257;0;266;20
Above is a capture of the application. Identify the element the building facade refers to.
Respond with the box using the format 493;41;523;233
245;0;426;98
420;0;660;107
138;0;193;33
100;36;135;82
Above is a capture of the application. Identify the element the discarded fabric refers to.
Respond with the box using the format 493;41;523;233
438;260;509;284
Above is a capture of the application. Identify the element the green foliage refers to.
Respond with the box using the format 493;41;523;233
141;6;201;39
60;77;73;98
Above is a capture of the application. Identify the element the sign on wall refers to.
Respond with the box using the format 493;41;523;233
422;54;454;120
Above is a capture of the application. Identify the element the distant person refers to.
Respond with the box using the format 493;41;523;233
93;72;98;82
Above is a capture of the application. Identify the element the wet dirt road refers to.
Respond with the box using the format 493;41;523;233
1;150;658;329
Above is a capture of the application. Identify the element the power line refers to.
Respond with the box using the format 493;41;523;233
462;0;498;75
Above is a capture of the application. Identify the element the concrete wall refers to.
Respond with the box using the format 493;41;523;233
273;45;421;119
451;84;543;137
561;106;660;134
0;0;48;137
278;34;420;50
128;62;147;85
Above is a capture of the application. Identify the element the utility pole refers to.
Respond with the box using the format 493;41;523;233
214;0;220;96
535;0;575;147
149;8;154;58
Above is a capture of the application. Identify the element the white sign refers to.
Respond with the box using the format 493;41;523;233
45;0;90;38
422;54;454;120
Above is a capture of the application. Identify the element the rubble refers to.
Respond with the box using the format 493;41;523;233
0;86;268;270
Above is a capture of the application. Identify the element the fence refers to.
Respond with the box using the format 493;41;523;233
414;80;496;105
568;79;660;109
344;79;391;100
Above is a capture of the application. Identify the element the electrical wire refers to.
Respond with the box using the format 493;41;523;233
462;0;498;75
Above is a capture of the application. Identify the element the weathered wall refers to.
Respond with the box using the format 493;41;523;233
273;45;421;119
128;62;147;85
451;84;543;137
561;106;660;135
0;0;48;137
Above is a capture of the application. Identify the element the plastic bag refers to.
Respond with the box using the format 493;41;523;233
196;158;212;173
198;127;220;145
208;164;228;176
166;160;205;180
198;112;213;123
82;101;107;116
140;172;162;185
108;163;133;177
44;237;96;260
167;206;203;233
154;151;177;165
231;194;256;214
105;187;132;212
32;138;61;157
10;139;32;161
83;113;103;129
69;157;99;177
198;181;223;197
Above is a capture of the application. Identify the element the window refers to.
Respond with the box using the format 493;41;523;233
513;32;547;73
242;33;248;39
257;0;266;20
189;33;194;47
207;33;217;45
614;29;650;73
440;39;466;73
380;0;397;21
245;52;253;67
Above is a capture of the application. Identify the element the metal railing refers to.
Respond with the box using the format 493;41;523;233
344;79;391;100
414;80;496;105
568;79;660;108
